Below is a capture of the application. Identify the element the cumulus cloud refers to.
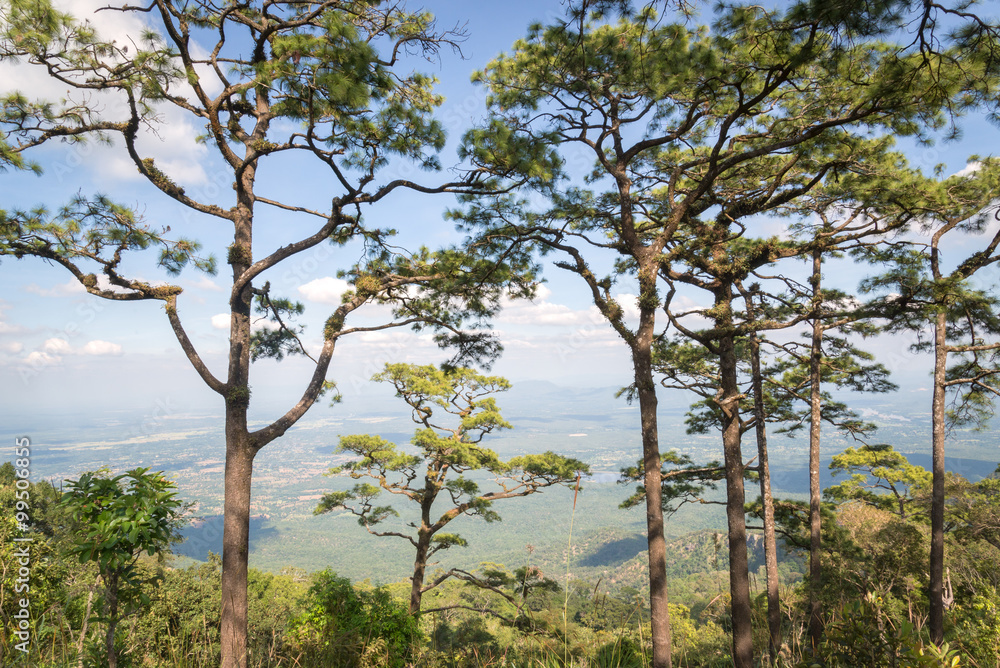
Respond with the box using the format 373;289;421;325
298;277;352;305
0;321;25;334
24;351;60;367
953;161;982;178
499;285;601;327
358;330;421;344
0;341;24;354
42;338;73;355
251;318;280;332
500;301;596;326
81;340;123;356
25;280;85;297
31;337;122;361
498;288;695;330
500;325;621;355
859;407;912;423
24;275;139;298
187;276;223;292
2;0;212;188
102;119;210;186
614;293;641;321
211;313;286;333
0;300;22;335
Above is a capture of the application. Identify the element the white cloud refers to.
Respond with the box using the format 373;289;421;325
35;337;121;359
499;289;694;330
29;273;137;297
340;330;437;354
3;0;213;188
24;351;59;366
0;321;25;334
187;276;223;292
357;331;404;343
81;340;123;356
500;324;622;355
859;407;912;423
664;295;711;330
298;277;351;305
533;284;553;301
0;341;24;354
251;318;279;332
499;285;600;327
614;293;641;321
0;300;22;334
953;161;982;178
500;300;595;326
669;295;708;315
24;280;85;297
102;119;210;186
42;338;73;355
212;313;286;332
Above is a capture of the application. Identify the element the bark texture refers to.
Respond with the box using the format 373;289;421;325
221;433;254;668
929;309;948;643
718;328;753;668
748;300;782;663
633;339;672;668
808;249;824;654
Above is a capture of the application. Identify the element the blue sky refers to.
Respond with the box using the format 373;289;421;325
1;0;997;429
0;0;644;422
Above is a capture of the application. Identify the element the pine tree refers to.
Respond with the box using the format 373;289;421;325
314;363;587;615
0;3;533;666
858;158;1000;644
453;3;978;663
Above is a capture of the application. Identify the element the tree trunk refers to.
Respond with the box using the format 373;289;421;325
220;433;254;668
105;571;119;668
929;308;947;644
748;301;781;664
410;536;431;615
221;210;255;668
808;249;824;654
718;330;753;668
632;330;672;668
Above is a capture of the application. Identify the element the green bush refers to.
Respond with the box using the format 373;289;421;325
285;569;419;668
951;587;1000;666
593;636;644;668
125;556;222;667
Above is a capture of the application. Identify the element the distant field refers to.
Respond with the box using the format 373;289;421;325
4;379;996;589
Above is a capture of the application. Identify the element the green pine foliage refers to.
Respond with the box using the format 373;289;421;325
314;363;589;614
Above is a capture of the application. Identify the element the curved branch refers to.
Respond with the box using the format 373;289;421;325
250;335;335;451
235;214;344;296
164;296;226;395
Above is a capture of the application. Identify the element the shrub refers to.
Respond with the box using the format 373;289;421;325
285;569;419;668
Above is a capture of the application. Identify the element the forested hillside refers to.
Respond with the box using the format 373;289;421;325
3;449;1000;666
